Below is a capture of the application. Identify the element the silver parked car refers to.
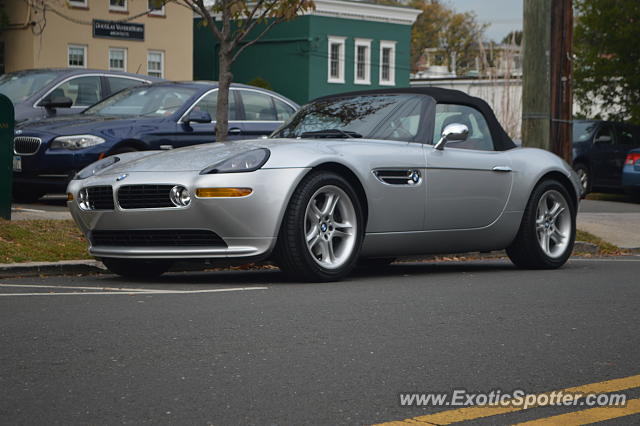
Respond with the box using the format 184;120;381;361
67;88;582;281
0;68;161;123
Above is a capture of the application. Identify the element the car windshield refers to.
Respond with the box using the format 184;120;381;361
573;122;598;142
84;85;197;117
0;71;59;103
272;94;426;141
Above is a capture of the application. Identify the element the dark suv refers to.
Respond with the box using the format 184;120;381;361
572;120;640;194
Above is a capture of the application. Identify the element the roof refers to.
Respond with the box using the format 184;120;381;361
314;87;517;151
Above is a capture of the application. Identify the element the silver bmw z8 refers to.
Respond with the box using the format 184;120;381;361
67;88;582;281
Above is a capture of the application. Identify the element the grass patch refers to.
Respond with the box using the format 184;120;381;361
576;229;625;255
0;219;90;263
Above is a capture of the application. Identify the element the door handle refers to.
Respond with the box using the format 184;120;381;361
492;166;512;172
228;127;242;135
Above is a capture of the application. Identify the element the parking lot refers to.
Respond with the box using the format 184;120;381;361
2;257;640;425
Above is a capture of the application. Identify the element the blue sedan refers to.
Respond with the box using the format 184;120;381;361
623;148;640;198
12;81;299;201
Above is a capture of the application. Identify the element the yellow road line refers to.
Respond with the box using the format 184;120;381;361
374;373;640;425
514;398;640;425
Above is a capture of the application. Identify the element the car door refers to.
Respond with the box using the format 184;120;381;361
424;103;513;230
237;89;294;137
174;89;245;148
40;75;103;116
590;122;619;188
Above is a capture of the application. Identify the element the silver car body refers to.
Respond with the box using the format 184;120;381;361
67;137;581;261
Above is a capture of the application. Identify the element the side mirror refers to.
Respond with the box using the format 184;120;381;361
184;110;212;124
39;95;73;109
594;134;612;144
434;123;469;150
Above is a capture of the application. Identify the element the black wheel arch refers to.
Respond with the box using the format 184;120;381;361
534;171;579;212
308;162;369;228
109;139;149;154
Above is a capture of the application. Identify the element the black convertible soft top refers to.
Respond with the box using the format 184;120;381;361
313;87;517;151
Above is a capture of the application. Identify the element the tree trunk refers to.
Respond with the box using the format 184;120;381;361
216;48;233;142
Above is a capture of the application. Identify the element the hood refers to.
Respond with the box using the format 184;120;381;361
105;139;277;173
16;113;164;135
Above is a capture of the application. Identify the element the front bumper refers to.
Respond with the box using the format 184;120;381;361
67;168;309;260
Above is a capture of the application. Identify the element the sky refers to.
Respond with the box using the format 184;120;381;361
445;0;523;42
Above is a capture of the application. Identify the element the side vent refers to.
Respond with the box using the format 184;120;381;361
373;169;422;186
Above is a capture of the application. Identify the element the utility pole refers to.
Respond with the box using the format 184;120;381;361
522;0;573;163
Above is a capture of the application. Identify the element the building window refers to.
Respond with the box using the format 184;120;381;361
109;0;127;12
354;38;371;85
147;51;164;78
68;45;87;68
68;0;88;7
109;48;127;72
379;40;396;86
148;0;165;16
327;36;346;84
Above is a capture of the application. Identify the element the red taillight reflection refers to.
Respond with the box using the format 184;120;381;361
625;153;640;166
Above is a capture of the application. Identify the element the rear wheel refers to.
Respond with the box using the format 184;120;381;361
100;258;172;279
507;179;576;269
275;171;364;282
573;163;591;194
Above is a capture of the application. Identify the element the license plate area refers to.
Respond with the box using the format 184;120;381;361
13;155;21;172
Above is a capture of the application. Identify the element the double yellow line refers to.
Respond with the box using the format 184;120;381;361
375;373;640;425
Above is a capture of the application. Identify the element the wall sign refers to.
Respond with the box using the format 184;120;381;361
93;20;144;41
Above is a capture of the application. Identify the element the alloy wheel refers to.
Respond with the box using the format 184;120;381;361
304;185;357;270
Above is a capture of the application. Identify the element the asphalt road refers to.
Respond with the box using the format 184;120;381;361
2;257;640;425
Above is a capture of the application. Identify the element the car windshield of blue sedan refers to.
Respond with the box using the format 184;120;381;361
83;85;197;117
273;94;426;141
0;71;59;103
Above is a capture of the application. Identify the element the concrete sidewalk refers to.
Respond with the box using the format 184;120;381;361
578;200;640;249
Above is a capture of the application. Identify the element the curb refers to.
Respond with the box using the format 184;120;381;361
0;260;106;279
0;241;627;279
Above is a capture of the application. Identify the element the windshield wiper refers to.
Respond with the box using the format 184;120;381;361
299;129;363;139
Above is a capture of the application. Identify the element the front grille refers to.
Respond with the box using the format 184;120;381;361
90;230;227;247
118;185;175;209
86;186;115;210
14;137;42;155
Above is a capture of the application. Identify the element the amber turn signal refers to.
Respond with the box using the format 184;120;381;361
67;192;74;201
195;188;252;198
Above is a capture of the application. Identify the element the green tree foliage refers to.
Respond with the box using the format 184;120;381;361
185;0;314;140
574;0;640;123
501;30;522;46
409;0;487;75
247;76;273;90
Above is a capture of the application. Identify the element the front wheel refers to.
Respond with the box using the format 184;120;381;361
275;171;364;282
100;258;172;279
507;179;576;269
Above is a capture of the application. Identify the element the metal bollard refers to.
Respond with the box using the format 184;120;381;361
0;94;15;220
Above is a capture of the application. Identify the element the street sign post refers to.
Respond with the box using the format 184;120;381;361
0;94;14;220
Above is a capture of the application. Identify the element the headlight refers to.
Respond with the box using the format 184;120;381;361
201;148;270;174
50;134;106;150
75;156;120;180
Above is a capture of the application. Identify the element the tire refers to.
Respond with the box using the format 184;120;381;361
573;163;591;195
275;171;364;282
12;186;46;203
100;258;172;279
507;179;576;269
